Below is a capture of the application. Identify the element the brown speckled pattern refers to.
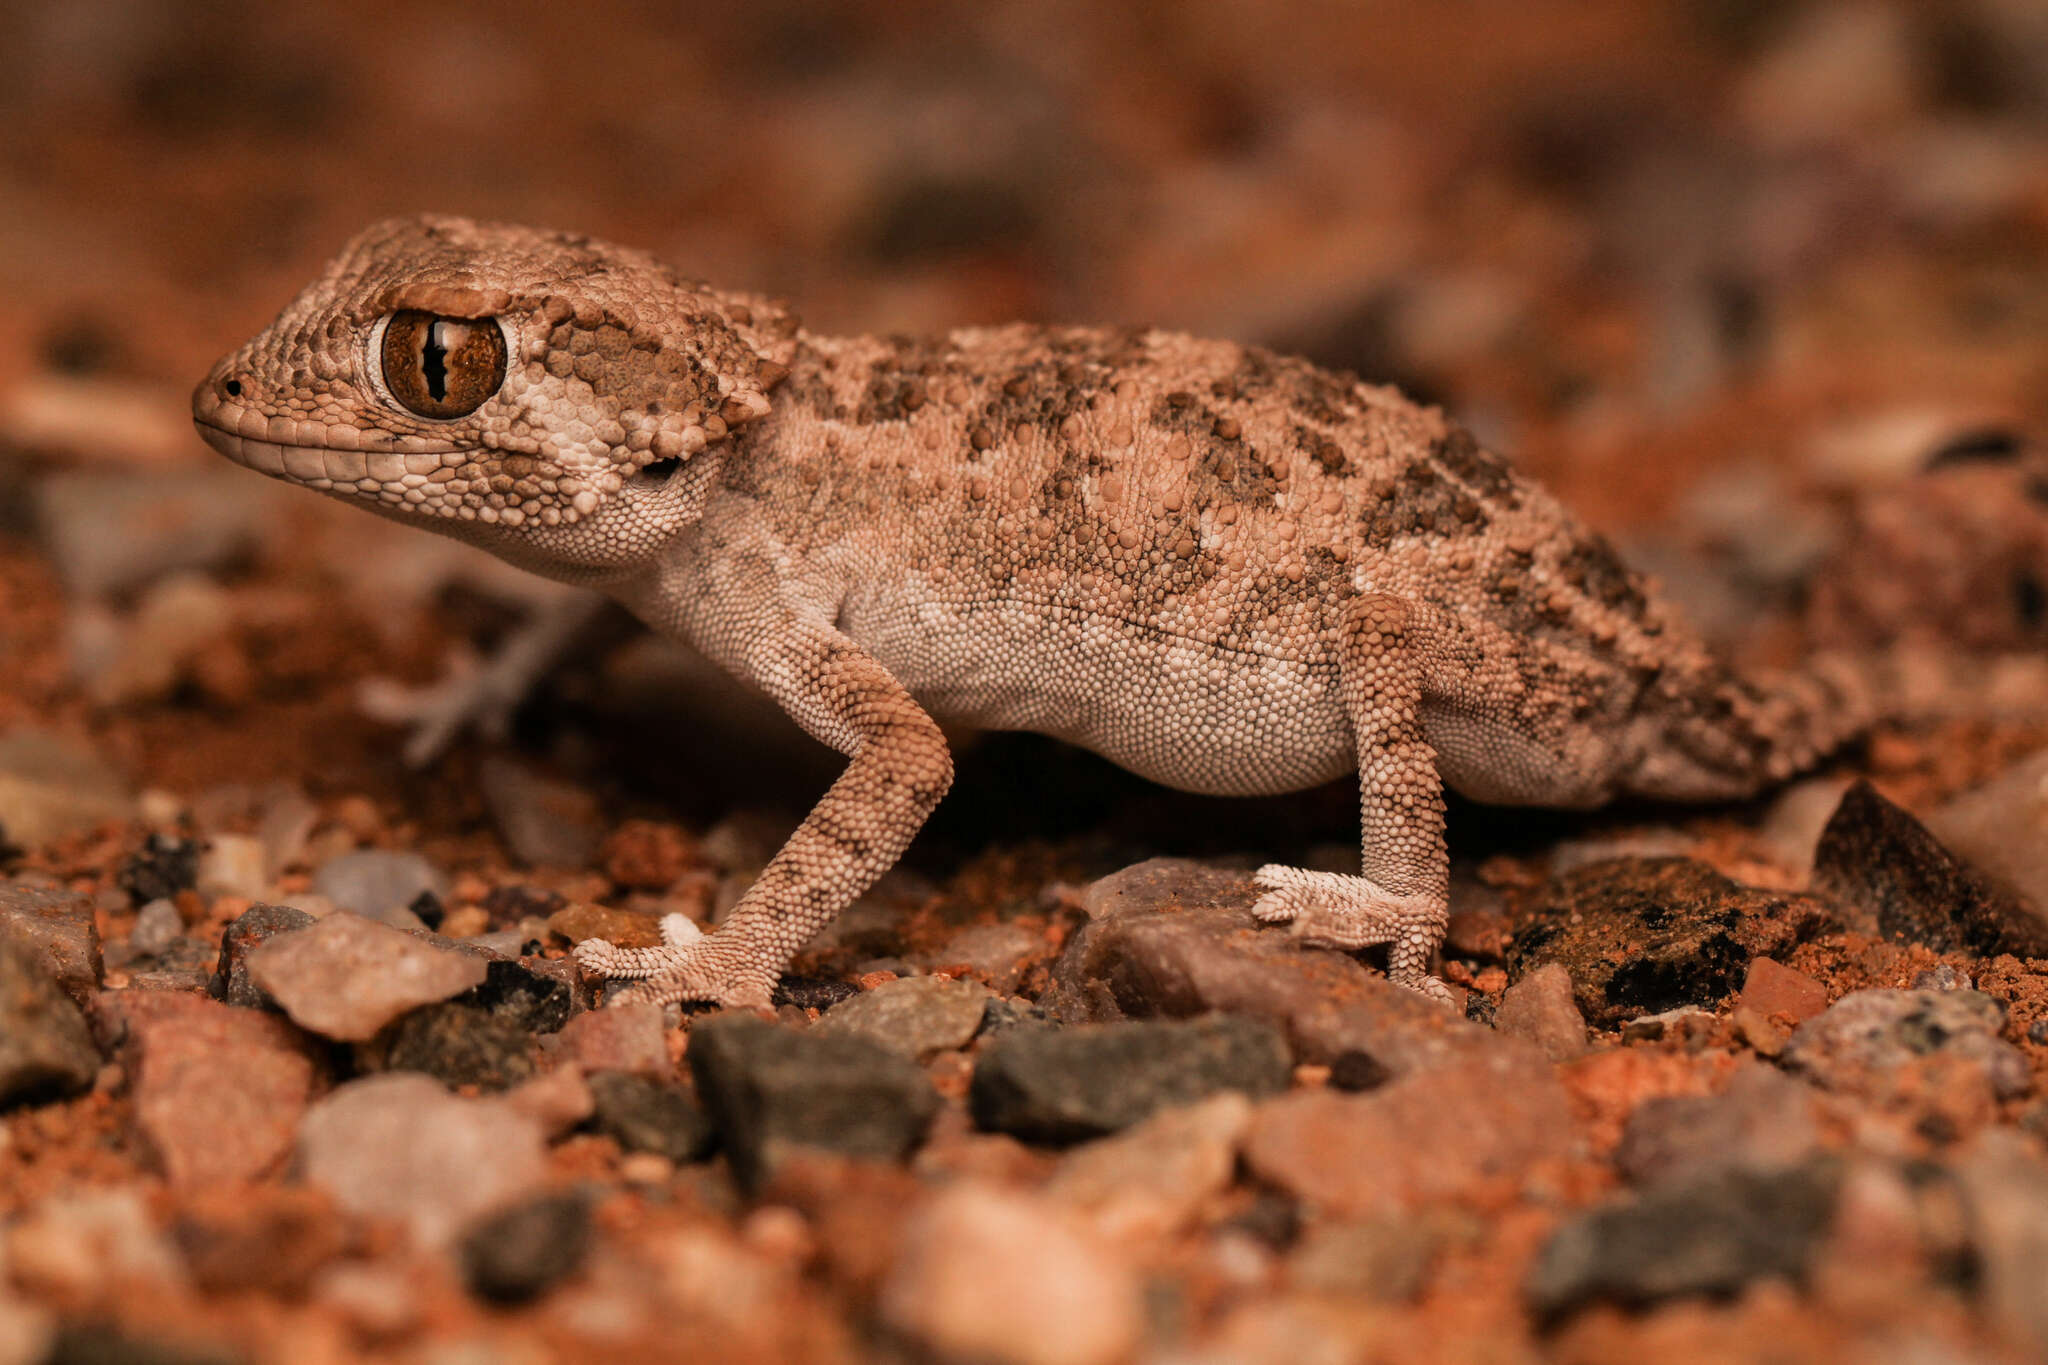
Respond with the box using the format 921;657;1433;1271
193;215;1875;1007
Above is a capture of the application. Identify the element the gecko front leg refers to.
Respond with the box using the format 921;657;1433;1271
574;617;954;1008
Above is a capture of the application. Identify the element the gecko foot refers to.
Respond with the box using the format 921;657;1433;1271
571;915;776;1009
1251;864;1455;1006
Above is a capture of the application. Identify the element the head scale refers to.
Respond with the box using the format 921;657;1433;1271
192;214;797;558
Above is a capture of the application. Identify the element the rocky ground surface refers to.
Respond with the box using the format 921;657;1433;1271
7;2;2048;1362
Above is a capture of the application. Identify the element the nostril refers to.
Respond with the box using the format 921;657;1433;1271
223;378;242;397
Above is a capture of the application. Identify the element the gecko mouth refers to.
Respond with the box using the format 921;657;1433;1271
193;418;466;493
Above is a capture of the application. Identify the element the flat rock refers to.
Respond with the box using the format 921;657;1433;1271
1613;1064;1823;1186
35;468;272;598
309;850;449;923
587;1070;716;1162
246;911;487;1042
99;992;320;1186
1507;858;1834;1027
1739;957;1830;1023
687;1013;938;1193
1243;1050;1573;1217
1045;1092;1251;1242
209;902;316;1008
880;1183;1143;1365
1784;988;2030;1106
1926;747;2048;920
1053;858;1508;1077
0;935;100;1106
459;1191;593;1304
295;1073;549;1248
1955;1132;2048;1356
550;1001;669;1077
1494;963;1588;1061
815;975;991;1058
1811;780;2048;957
0;880;102;1001
378;1002;537;1092
970;1014;1290;1143
0;728;134;849
1526;1160;1842;1319
926;921;1042;992
479;756;603;869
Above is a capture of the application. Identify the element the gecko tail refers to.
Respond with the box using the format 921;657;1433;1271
1628;646;2048;803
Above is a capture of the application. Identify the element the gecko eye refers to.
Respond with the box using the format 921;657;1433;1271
378;310;507;419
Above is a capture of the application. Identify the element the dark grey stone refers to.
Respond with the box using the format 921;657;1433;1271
1811;780;2048;957
969;1013;1291;1143
0;934;100;1106
688;1013;939;1192
588;1070;717;1163
0;879;102;1001
209;903;316;1008
458;1191;593;1304
378;1002;536;1092
1527;1161;1842;1319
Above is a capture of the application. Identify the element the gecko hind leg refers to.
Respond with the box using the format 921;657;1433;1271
1249;593;1455;1007
572;915;775;1010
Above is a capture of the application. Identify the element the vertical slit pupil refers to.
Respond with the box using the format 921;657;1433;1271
422;321;451;402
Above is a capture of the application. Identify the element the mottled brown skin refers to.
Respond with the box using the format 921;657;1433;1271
193;216;1872;1007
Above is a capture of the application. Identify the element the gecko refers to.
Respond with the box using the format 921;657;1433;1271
192;215;1873;1008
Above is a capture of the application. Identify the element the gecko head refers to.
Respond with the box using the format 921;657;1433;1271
192;214;797;572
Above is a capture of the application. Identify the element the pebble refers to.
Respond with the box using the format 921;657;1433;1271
588;1070;717;1162
1783;988;2030;1107
601;819;697;890
687;1013;939;1193
313;1262;423;1340
970;1014;1290;1143
5;1188;185;1296
1924;748;2048;922
459;1191;593;1304
0;880;102;1000
0;935;100;1106
100;991;318;1186
379;1001;537;1092
1243;1050;1572;1217
546;902;663;949
1507;858;1833;1027
922;921;1041;992
1526;1160;1842;1319
209;902;316;1008
503;1064;595;1139
309;850;449;924
170;1186;348;1296
1954;1132;2048;1356
550;1001;670;1077
1055;859;1526;1077
1613;1064;1822;1186
295;1073;549;1248
0;727;134;848
1045;1093;1250;1242
129;898;185;958
1494;963;1588;1061
1810;780;2048;957
879;1183;1142;1365
815;975;991;1058
246;911;488;1042
196;833;271;902
1288;1212;1463;1302
479;756;604;869
1739;957;1829;1022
